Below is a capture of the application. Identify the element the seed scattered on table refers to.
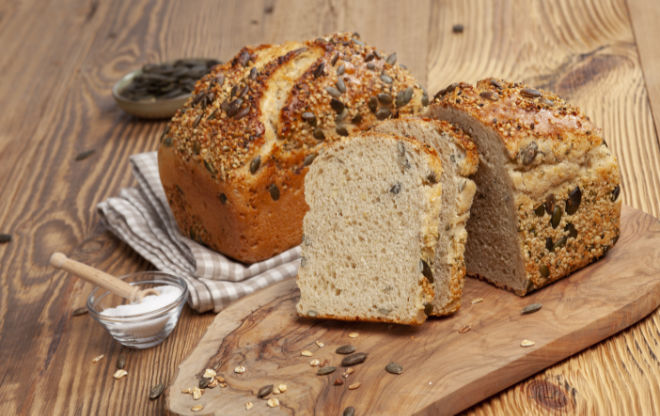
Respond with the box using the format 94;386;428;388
267;398;280;408
341;352;367;367
310;359;321;367
72;307;88;316
336;344;356;354
75;149;95;161
301;350;313;357
521;303;543;315
317;366;337;375
257;384;273;398
343;406;356;416
92;354;104;363
149;383;164;400
234;365;246;374
116;353;126;369
521;339;536;348
348;332;359;338
191;404;204;412
0;233;12;244
458;325;472;334
385;362;403;375
113;369;128;380
471;297;484;305
245;402;254;410
348;382;361;390
198;377;210;389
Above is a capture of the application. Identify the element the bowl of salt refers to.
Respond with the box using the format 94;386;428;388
86;271;188;349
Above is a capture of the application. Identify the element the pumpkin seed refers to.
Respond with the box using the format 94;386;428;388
268;184;280;201
545;194;556;215
337;64;345;76
436;83;459;99
396;87;414;107
367;62;376;70
149;383;165;400
336;344;356;354
551;205;562;228
390;183;401;194
330;98;345;114
203;159;216;175
376;107;391;120
452;24;464;33
72;307;88;316
490;79;503;89
317;366;337;375
218;193;227;204
520;87;542;98
343;407;356;416
546;237;554;252
336;78;346;93
303;153;317;166
206;108;218;121
539;264;550;278
565;222;578;238
565;186;582;215
199;377;210;389
368;96;378;113
75;149;95;161
314;62;325;78
386;52;397;65
611;185;620;202
380;73;393;84
313;129;325;140
326;86;341;98
336;126;349;136
521;303;542;315
257;384;273;398
479;91;500;101
420;259;433;282
385;362;403;375
351;114;362;124
519;141;538;165
377;93;392;105
249;155;261;174
341;352;367;367
553;235;568;250
193;113;203;128
424;303;433;315
534;204;545;217
114;352;126;369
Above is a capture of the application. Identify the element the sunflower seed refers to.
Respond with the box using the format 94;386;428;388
385;362;403;374
326;86;341;98
337;64;345;76
149;383;165;400
238;51;251;66
611;185;620;202
386;52;397;65
257;384;273;398
238;84;249;98
336;345;356;354
520;87;542;98
203;159;216;175
565;186;582;215
226;98;243;117
72;307;88;316
519;141;538;165
343;407;355;416
480;91;500;101
249;156;261;174
303;153;317;166
317;366;337;375
367;62;376;70
539;264;550;278
249;67;258;80
341;352;367;367
551;205;562;228
553;235;568;250
330;98;345;114
302;111;316;125
234;105;250;119
436;82;459;98
490;79;503;89
452;24;464;33
115;352;126;369
336;78;346;93
75;149;95;161
420;259;433;282
352;113;362;124
422;91;429;106
314;62;325;78
458;325;471;334
377;93;392;105
193;113;203;127
368;96;378;113
376;107;391;120
380;73;393;84
396;87;414;107
521;303;542;315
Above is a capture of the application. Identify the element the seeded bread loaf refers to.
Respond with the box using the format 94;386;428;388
426;79;621;295
370;118;478;314
157;33;429;263
296;132;443;325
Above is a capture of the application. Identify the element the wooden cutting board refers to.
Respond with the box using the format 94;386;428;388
167;206;660;416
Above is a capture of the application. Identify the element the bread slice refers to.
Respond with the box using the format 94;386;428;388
296;132;444;325
370;118;477;315
427;79;621;295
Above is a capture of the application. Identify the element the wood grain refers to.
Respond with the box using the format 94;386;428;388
0;0;659;415
168;207;660;416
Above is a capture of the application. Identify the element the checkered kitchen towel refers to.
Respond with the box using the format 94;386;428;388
97;152;301;313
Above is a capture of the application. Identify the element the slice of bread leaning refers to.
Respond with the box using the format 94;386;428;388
427;79;621;295
370;118;478;315
296;132;444;325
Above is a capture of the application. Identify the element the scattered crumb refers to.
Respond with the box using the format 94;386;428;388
315;340;325;348
272;386;281;394
278;384;287;393
301;350;313;357
181;387;192;394
348;382;361;390
216;375;226;383
334;378;344;386
521;339;536;348
267;398;280;408
345;367;354;376
234;365;246;374
207;378;218;388
458;324;471;334
192;386;203;400
452;24;464;34
471;297;484;304
113;369;128;380
310;359;320;367
348;332;359;338
245;401;254;410
191;404;204;412
92;354;105;363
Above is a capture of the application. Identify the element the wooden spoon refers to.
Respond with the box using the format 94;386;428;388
50;252;159;303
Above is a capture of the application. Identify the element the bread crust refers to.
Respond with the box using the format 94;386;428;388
158;33;427;263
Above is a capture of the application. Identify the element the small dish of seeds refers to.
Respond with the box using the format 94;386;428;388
112;58;221;119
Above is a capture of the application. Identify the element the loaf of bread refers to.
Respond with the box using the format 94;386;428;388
426;79;621;295
370;118;477;315
157;33;429;263
296;132;444;324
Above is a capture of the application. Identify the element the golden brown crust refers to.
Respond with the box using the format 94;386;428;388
433;79;602;165
158;33;426;262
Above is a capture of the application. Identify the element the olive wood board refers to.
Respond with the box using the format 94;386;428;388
167;206;660;416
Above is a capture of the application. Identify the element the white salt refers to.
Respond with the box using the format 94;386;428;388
100;285;182;317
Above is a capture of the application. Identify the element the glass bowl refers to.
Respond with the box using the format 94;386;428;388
87;271;188;349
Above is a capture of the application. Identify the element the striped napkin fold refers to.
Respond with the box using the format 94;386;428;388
97;152;301;313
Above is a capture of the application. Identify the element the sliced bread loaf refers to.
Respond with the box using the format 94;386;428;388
296;132;443;325
370;118;478;315
427;79;621;295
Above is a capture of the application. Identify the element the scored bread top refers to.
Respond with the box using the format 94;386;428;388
431;79;602;167
160;32;428;185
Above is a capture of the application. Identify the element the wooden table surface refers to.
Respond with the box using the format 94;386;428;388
1;0;658;414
